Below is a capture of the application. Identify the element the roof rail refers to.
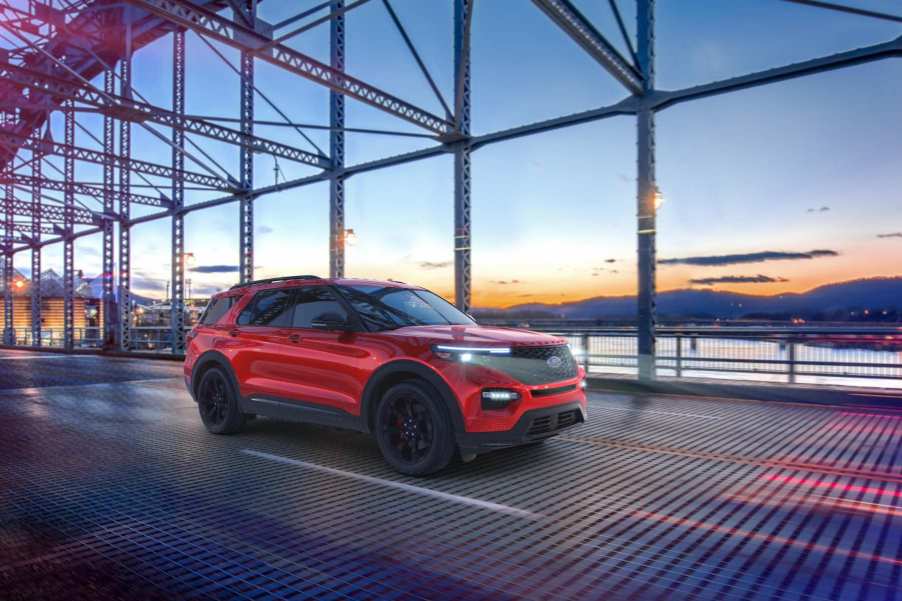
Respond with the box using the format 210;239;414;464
229;275;321;290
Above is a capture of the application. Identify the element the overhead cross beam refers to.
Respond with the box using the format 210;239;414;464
533;0;644;96
0;64;331;168
123;0;456;136
0;131;236;191
651;34;902;110
6;197;99;224
0;174;172;208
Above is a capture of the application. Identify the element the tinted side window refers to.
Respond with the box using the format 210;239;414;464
200;296;235;325
292;286;348;328
236;289;294;327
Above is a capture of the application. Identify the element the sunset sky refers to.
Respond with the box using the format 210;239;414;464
7;0;902;308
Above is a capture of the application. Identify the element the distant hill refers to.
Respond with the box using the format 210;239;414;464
474;277;902;322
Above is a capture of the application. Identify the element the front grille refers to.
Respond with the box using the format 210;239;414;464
526;408;583;438
511;345;577;384
470;344;577;386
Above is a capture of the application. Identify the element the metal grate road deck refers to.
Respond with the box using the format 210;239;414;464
0;350;900;600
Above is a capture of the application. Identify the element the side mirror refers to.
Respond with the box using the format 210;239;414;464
311;312;351;331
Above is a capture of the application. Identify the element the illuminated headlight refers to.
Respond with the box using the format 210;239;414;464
433;345;511;361
580;379;587;389
481;388;521;409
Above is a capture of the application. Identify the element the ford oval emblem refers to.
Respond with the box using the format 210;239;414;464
547;355;563;369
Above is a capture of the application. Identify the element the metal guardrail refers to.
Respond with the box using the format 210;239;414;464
522;325;902;387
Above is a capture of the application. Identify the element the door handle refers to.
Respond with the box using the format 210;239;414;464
229;328;240;337
288;334;301;343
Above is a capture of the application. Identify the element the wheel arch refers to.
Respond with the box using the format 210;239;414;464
360;360;465;435
191;350;240;402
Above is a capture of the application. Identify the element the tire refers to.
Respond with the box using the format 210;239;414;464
196;367;245;435
374;381;456;476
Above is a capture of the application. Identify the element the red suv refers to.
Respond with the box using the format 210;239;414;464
184;275;587;475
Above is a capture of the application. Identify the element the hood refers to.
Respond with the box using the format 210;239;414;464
384;324;565;347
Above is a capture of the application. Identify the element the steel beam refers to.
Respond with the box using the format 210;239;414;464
119;32;133;351
63;101;75;351
171;30;186;355
533;0;644;95
5;198;98;225
2;176;13;345
30;140;42;347
239;48;254;284
636;0;656;382
453;0;472;313
124;0;455;136
0;64;331;168
329;0;346;279
652;35;902;110
0;131;234;191
102;69;115;349
0;174;171;209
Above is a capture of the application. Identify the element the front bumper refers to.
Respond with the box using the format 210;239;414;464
456;401;586;454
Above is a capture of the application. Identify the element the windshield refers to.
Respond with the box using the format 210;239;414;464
336;285;475;331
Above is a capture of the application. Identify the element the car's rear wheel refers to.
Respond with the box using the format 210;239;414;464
375;381;456;476
197;367;245;434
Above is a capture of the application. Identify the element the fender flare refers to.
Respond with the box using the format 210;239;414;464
190;350;240;402
360;360;465;434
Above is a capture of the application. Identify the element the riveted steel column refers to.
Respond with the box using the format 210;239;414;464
329;0;346;279
2;177;12;345
239;40;255;283
453;0;472;312
102;68;116;348
171;30;186;355
118;22;133;351
636;0;656;381
31;143;42;347
64;101;75;351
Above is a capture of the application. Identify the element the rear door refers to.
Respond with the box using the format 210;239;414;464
229;287;297;399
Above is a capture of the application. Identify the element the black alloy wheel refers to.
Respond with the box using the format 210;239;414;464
375;381;455;476
197;367;245;434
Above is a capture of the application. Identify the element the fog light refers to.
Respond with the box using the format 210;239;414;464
481;388;520;410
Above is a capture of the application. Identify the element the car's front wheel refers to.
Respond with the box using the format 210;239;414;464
197;367;245;435
375;381;456;476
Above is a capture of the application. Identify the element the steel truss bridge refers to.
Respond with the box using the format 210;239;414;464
0;0;900;376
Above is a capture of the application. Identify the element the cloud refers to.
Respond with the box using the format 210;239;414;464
490;279;522;285
605;258;617;263
877;232;902;239
418;261;452;270
660;249;838;267
690;274;789;286
189;264;239;274
192;284;227;296
257;225;274;235
806;206;830;213
132;276;167;292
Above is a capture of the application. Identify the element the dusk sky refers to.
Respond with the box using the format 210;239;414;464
7;0;902;307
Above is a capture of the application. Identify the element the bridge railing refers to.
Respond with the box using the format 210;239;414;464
485;324;902;388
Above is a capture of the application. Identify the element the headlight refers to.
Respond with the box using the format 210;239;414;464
433;345;511;361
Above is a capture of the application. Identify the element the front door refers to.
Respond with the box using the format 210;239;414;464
281;285;369;415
